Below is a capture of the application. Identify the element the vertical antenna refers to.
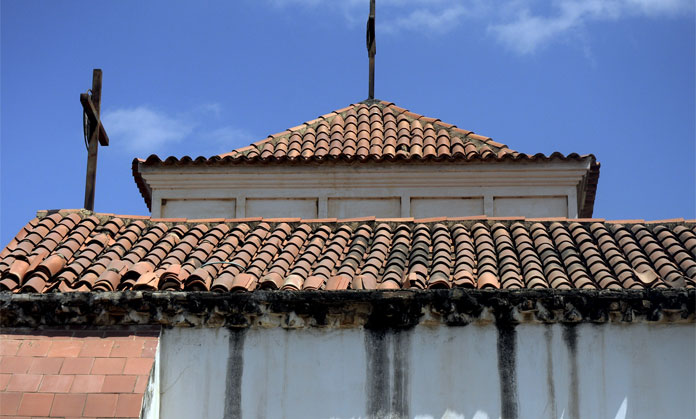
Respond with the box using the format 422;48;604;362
367;0;376;99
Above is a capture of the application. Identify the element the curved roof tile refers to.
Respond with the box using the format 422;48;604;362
2;210;692;294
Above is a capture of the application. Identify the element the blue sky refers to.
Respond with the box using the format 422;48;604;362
1;0;694;247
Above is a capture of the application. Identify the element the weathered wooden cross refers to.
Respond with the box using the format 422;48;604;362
80;69;110;212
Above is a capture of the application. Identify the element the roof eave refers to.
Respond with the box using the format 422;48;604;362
579;157;600;218
132;158;152;211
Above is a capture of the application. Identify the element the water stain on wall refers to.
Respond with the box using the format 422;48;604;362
224;329;247;419
563;324;580;419
365;328;412;419
391;330;411;418
496;324;518;419
366;329;390;417
544;326;557;419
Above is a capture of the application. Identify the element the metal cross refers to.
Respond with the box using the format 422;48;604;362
367;0;376;99
80;69;110;212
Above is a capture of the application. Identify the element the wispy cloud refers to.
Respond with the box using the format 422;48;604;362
102;105;253;157
267;0;486;32
266;0;692;54
381;5;469;35
489;0;693;54
103;106;194;153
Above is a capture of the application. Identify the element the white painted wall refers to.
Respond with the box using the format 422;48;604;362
493;196;567;218
140;339;160;419
411;198;484;218
154;323;695;419
246;198;318;219
140;161;593;219
329;197;401;218
161;198;236;219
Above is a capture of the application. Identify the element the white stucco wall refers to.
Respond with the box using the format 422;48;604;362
410;197;484;218
161;198;236;219
141;161;592;219
328;197;402;218
246;198;318;219
493;196;567;218
154;323;695;419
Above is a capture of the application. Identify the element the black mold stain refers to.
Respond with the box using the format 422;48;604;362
366;328;390;418
563;324;580;419
391;330;411;418
3;289;694;328
544;326;557;419
224;328;247;419
496;324;519;419
365;328;412;419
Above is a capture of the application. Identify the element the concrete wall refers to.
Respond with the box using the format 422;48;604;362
154;323;695;419
141;161;593;219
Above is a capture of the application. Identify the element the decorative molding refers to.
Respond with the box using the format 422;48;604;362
141;161;592;219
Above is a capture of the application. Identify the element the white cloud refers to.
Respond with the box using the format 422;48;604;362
102;104;253;157
267;0;486;32
489;0;693;54
103;106;194;153
266;0;692;54
381;5;469;34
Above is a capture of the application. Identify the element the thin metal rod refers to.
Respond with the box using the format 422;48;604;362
369;56;375;100
367;0;376;99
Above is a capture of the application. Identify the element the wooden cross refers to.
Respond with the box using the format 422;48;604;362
80;69;110;212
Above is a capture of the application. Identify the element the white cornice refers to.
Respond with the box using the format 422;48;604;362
140;161;591;190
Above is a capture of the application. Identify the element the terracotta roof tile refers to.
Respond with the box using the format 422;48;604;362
132;100;600;217
4;210;693;293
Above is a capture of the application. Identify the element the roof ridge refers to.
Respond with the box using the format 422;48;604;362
31;209;692;227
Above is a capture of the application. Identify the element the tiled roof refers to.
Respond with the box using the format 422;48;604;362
224;100;519;161
0;328;156;418
1;211;694;294
132;100;600;217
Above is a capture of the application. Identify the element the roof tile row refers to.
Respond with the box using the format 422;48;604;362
1;211;693;293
